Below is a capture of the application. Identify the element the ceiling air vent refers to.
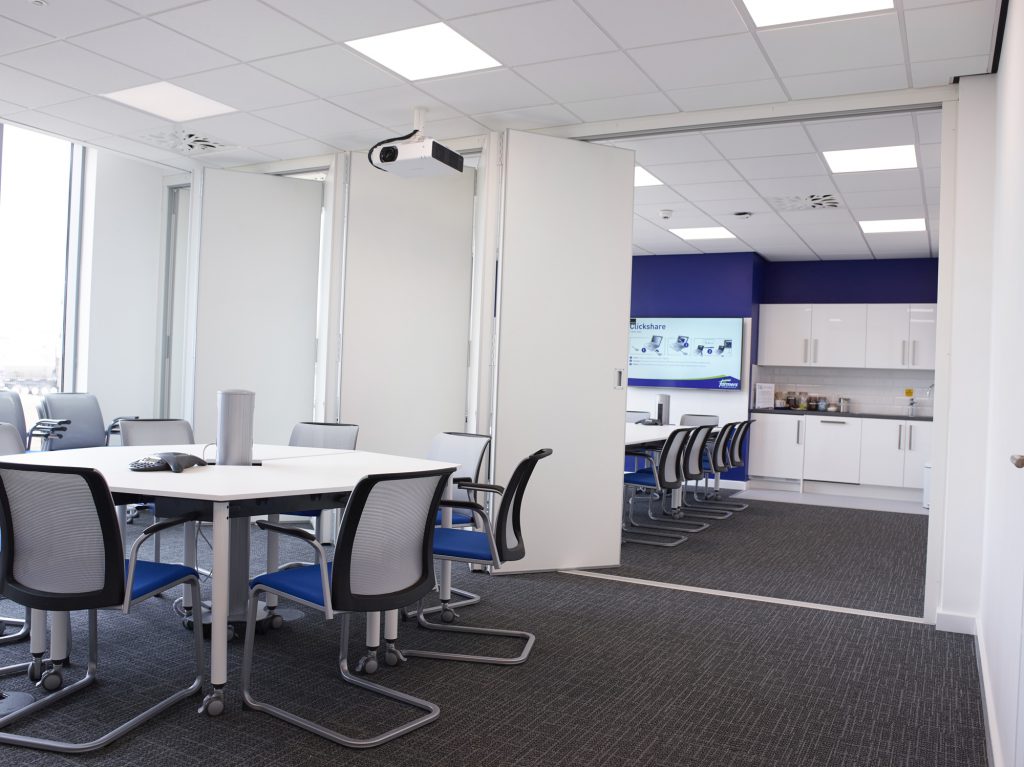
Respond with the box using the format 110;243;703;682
136;129;231;155
767;193;841;211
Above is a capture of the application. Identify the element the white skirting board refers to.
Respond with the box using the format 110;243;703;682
974;622;1001;767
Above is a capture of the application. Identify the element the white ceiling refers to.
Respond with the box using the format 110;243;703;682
0;0;1002;261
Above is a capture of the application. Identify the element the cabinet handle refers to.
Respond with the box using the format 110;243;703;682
820;420;847;425
897;424;903;450
796;421;801;444
911;340;917;366
901;340;907;366
908;424;913;451
813;338;819;363
803;338;808;363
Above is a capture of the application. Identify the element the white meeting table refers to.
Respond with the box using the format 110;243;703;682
0;443;455;715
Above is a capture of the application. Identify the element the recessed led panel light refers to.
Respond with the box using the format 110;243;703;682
823;144;917;173
634;166;663;186
859;218;926;233
346;23;500;80
103;82;235;122
742;0;893;27
670;227;736;240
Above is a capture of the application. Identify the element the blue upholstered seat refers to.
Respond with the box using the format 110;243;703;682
435;509;474;526
622;468;657;487
250;562;335;608
124;560;198;601
433;527;492;561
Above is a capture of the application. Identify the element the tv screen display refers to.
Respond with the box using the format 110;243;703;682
628;317;743;390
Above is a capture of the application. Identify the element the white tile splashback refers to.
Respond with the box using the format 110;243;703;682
753;366;936;417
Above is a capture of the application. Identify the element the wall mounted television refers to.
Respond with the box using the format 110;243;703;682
628;317;743;390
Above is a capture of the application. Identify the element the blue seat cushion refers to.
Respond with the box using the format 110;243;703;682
623;468;657;487
125;560;197;601
250;562;334;608
435;509;475;526
433;527;493;563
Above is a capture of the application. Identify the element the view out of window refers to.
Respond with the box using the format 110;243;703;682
0;124;73;423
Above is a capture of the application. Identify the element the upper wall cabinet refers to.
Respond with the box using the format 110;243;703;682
864;304;937;370
758;304;866;368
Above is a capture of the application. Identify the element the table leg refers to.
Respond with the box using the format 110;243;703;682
200;501;229;716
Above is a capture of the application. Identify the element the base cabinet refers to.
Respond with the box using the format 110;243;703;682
748;413;805;480
859;419;932;488
802;415;862;483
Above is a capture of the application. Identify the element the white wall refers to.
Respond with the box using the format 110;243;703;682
976;0;1024;762
339;159;476;458
626;318;752;427
77;149;166;420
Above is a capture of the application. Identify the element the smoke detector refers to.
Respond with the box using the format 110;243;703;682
766;193;841;211
136;128;231;155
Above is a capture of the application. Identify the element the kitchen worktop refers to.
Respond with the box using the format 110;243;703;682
750;408;933;422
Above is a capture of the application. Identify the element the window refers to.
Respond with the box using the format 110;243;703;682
0;124;74;423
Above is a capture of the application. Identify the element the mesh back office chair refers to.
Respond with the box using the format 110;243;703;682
677;424;732;520
241;467;454;748
626;410;652;423
0;425;29;647
696;421;749;512
39;394;115;451
0;394;28;450
285;422;359;543
0;463;204;754
679;414;719;427
403;449;552;665
621;429;708;547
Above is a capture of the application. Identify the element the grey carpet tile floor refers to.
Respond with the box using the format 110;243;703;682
616;494;928;616
0;517;981;767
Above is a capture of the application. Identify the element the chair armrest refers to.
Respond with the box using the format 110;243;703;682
456;481;504;495
124;514;202;612
438;500;492;535
254;520;333;619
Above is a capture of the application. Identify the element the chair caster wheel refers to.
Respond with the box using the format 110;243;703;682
440;607;457;624
269;614;284;630
384;647;406;667
39;669;62;692
200;692;225;717
355;650;379;674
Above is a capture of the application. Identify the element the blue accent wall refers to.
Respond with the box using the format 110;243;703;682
760;258;939;303
631;252;761;317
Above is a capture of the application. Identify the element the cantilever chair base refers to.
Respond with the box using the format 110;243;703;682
403;610;535;665
621;523;687;546
0;606;29;646
403;585;481;620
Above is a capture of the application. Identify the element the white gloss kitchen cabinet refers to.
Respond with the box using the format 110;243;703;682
864;304;937;369
859;419;932;488
758;304;867;368
802;415;863;484
748;413;805;480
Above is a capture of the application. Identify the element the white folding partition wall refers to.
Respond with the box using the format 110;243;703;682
187;168;323;443
491;130;634;573
338;158;476;458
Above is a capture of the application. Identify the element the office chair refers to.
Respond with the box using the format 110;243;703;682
282;421;360;543
679;413;719;427
0;394;29;451
402;448;552;666
677;423;745;517
0;424;29;647
625;410;652;423
241;467;454;748
39;393;125;451
675;424;733;520
622;429;708;547
696;419;752;512
0;462;204;754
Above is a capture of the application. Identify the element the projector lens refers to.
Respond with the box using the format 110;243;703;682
379;146;398;163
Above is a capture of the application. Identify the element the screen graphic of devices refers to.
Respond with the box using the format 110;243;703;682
628;317;743;390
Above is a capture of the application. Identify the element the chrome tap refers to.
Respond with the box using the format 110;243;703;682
908;397;916;417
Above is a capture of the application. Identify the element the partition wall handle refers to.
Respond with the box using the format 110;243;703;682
897;424;903;450
1011;455;1024;469
803;338;809;363
614;369;624;390
901;340;907;366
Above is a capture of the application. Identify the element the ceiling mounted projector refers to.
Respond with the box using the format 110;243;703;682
368;134;464;177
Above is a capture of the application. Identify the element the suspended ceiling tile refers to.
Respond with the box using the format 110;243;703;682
816;250;875;260
0;0;134;37
695;197;775;215
5;108;108;141
911;56;990;87
757;250;820;261
70;19;236;80
0;42;154;94
841;188;926;210
804;113;917;151
706;124;815;160
633;185;684;205
417;0;540;17
633;246;654;256
630;34;773;91
615;133;723;165
90;135;196;170
255;99;383;142
416;69;552;114
790;225;872;258
924;184;940;205
198;147;277;168
918;143;941;168
0;63;85;109
260;0;438;41
643;160;741;185
328;85;460;128
632;216;701;253
0;99;23;114
0;16;52;56
575;0;746;49
154;0;330;61
565;91;678;122
405;115;485;139
670;180;758;202
181;111;305;146
748;175;839;197
473;104;580;131
783;65;908;100
515;51;657;102
915;111;943;143
693;238;757;254
905;1;998;61
833;169;923;194
866;231;932;258
758;13;904;77
636;202;714;227
665;78;787;112
107;0;198;12
252;45;402;98
451;1;616;66
850;205;927;221
173;65;314;112
730;153;827;180
779;208;859;226
252;138;339;161
903;0;973;7
40;96;171;134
